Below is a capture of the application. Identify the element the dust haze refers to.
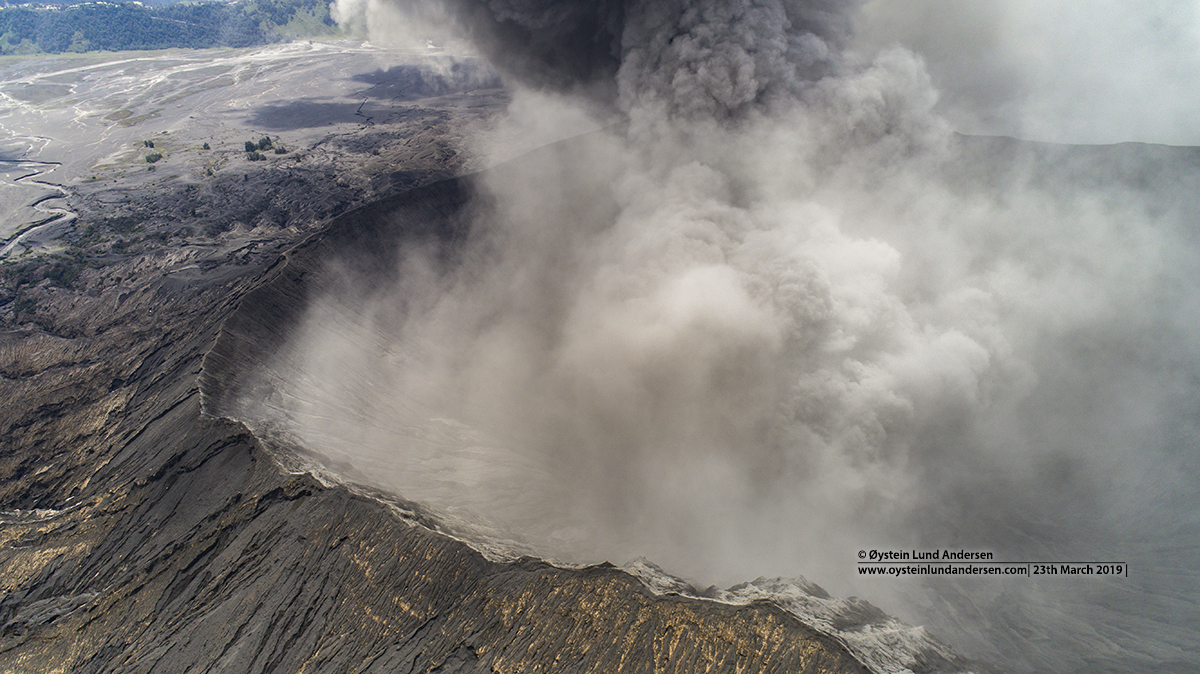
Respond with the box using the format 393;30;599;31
856;0;1200;145
240;1;1200;671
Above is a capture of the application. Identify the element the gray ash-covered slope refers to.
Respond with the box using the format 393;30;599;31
0;170;873;672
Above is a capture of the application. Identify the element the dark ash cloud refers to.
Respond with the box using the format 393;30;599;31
341;0;863;118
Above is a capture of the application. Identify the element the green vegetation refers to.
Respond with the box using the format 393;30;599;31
10;293;38;316
0;250;88;297
145;152;163;163
244;136;275;160
143;139;154;148
202;142;210;150
44;259;81;287
0;0;339;56
103;216;142;234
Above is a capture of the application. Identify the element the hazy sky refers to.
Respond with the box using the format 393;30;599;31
856;0;1200;145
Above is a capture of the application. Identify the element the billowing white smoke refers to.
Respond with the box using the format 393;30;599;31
253;1;1200;671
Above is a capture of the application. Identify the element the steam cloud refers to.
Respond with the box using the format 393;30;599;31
243;2;1200;672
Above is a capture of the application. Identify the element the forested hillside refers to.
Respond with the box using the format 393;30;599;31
0;0;337;54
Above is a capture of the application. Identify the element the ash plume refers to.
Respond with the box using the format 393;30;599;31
337;0;859;116
238;1;1200;672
